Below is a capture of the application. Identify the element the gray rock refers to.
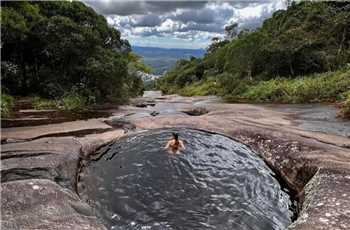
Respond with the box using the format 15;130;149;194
182;107;209;116
150;111;160;116
1;179;106;230
1;137;82;189
104;117;136;131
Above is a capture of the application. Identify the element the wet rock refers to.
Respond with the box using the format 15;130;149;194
150;111;160;116
2;109;112;128
182;107;209;116
1;137;82;189
131;98;156;107
78;130;125;157
104;117;136;131
1;119;113;142
135;103;147;108
288;169;350;230
2;92;350;230
1;179;106;230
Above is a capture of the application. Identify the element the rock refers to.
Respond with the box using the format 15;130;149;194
131;98;156;108
1;119;113;142
129;98;350;230
150;111;159;116
288;169;350;230
182;107;209;116
134;103;147;108
2;92;350;230
1;130;126;188
78;130;125;157
1;137;82;189
2;110;112;128
1;179;106;230
104;117;136;131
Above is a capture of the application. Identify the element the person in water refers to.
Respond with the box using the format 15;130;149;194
165;133;185;153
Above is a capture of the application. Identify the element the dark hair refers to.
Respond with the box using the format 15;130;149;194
172;132;179;141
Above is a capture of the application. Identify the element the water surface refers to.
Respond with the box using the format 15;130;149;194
80;128;292;230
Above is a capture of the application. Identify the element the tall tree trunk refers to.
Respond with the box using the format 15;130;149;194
337;27;347;65
289;58;294;77
247;65;252;81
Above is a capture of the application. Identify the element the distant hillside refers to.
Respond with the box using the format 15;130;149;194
132;46;205;75
157;2;350;118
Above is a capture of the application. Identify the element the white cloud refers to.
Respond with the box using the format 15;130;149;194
84;1;286;48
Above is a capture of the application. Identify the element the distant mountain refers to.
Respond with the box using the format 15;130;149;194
132;46;205;75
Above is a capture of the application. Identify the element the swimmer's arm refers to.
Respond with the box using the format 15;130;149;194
164;141;171;149
179;140;185;149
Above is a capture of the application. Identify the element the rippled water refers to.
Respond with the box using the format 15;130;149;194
80;128;292;230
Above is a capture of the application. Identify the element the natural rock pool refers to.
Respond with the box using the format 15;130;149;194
79;128;293;230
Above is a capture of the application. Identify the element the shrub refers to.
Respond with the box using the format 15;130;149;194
32;97;58;109
180;78;220;96
242;68;350;103
1;93;14;118
217;73;252;101
338;92;350;119
59;92;87;111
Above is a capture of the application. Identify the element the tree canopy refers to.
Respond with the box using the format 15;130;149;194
158;2;350;95
1;1;144;103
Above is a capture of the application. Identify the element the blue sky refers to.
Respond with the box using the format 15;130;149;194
83;0;286;49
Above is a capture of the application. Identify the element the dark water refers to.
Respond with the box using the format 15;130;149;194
80;128;292;230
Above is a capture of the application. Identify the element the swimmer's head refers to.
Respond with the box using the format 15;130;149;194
172;132;179;141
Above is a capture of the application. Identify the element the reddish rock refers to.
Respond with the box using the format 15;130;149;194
1;179;106;230
1;92;349;229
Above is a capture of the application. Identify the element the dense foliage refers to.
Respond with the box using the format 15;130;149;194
158;2;350;106
0;93;14;118
1;1;144;107
339;93;350;119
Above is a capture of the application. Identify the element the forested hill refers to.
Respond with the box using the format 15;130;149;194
1;1;144;111
132;46;205;75
157;2;350;118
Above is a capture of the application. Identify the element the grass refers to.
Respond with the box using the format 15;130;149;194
178;67;350;105
32;97;58;110
241;68;350;103
32;92;88;112
160;67;350;119
59;92;87;111
179;78;220;96
33;92;88;111
1;93;14;118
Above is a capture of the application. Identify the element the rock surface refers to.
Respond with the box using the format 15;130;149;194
1;179;106;230
1;91;349;229
1;119;112;142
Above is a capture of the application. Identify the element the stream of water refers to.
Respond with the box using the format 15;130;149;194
80;128;293;230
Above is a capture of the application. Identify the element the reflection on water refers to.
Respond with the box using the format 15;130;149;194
80;128;292;230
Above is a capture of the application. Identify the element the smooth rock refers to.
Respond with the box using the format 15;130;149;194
1;179;106;230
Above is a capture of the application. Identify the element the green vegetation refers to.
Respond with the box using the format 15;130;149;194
158;2;350;112
32;97;57;110
240;68;350;103
180;78;220;97
1;1;147;114
339;93;350;119
1;93;14;118
59;92;87;111
128;52;153;74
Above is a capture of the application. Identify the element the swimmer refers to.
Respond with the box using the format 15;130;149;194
164;133;185;153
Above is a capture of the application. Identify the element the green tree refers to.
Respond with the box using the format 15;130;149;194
1;0;144;105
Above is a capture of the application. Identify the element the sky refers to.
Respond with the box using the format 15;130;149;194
82;0;287;49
